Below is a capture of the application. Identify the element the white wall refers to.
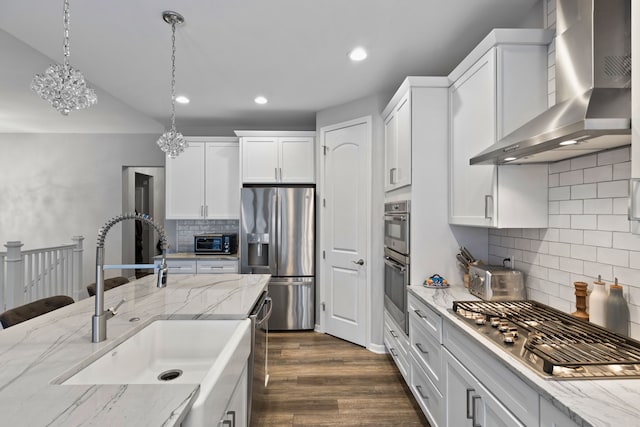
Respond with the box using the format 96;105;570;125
0;133;165;300
316;93;387;348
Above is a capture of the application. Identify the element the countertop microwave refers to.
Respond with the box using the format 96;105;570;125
194;233;238;254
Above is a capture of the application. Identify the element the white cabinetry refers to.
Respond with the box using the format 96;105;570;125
383;90;412;191
444;349;524;427
383;310;409;381
236;131;315;183
157;258;238;274
165;137;240;220
448;30;551;227
218;366;248;427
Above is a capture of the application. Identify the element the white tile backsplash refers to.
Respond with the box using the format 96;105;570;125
489;150;638;339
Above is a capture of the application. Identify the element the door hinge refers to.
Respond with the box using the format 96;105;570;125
321;302;326;311
322;250;325;259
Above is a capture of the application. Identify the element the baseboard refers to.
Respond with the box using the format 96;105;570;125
314;323;324;333
367;342;386;354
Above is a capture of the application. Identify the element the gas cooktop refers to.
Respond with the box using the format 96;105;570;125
452;300;640;380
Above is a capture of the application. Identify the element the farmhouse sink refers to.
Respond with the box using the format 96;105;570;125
63;319;252;426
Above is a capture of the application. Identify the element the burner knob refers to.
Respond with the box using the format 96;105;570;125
508;327;519;339
490;317;501;327
475;315;486;325
503;332;516;344
498;321;510;332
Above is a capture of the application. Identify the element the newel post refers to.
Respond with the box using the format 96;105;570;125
72;236;84;301
5;241;24;310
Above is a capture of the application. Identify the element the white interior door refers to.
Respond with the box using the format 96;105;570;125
321;117;371;346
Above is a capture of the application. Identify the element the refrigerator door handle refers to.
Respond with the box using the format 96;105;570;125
270;191;278;275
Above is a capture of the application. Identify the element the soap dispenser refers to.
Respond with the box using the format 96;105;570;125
589;275;607;328
605;278;629;336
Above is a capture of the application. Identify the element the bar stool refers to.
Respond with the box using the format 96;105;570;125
0;295;75;329
86;276;130;297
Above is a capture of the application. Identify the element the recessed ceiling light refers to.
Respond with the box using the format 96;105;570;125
349;47;367;61
175;95;190;104
254;96;268;105
504;157;517;162
559;140;577;146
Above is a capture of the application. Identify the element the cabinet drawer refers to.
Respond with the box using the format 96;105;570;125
196;259;238;274
410;316;443;390
408;293;442;342
385;328;409;381
165;260;197;274
410;353;443;427
385;312;409;357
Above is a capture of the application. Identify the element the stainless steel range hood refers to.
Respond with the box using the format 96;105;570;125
470;0;631;165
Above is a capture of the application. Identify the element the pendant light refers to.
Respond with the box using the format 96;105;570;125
31;0;97;115
156;11;188;159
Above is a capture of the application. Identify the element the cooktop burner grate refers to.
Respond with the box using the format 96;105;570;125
453;300;640;376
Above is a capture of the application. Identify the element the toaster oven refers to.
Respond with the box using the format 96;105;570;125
468;264;525;301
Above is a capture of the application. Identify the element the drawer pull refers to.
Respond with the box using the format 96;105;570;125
414;309;427;319
389;348;398;357
415;385;429;400
415;343;429;354
466;388;475;419
472;395;482;427
390;330;399;338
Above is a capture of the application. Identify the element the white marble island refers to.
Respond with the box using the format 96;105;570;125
0;273;270;427
410;285;640;427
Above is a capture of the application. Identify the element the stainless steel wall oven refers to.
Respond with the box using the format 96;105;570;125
383;201;410;335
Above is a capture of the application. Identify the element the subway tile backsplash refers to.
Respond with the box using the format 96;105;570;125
488;146;640;339
175;219;239;252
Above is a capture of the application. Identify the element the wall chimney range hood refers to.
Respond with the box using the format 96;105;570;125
470;0;631;165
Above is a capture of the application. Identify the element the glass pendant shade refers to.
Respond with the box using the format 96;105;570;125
156;11;188;158
31;0;97;115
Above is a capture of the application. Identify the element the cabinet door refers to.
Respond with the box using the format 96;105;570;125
279;137;315;183
449;49;497;226
395;92;412;188
166;142;205;219
205;142;240;219
219;366;248;427
384;111;398;191
241;137;279;183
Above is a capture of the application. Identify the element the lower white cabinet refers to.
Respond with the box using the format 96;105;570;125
156;258;239;274
218;366;248;427
444;349;524;427
410;353;444;427
539;397;580;427
383;310;410;381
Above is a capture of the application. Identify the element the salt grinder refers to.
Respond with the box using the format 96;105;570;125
572;281;589;321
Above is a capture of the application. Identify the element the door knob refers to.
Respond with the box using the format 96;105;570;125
352;259;365;266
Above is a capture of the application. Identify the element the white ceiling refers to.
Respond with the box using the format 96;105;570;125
0;0;541;135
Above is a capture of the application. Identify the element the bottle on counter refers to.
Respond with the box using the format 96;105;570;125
589;275;607;327
571;281;589;321
605;278;630;336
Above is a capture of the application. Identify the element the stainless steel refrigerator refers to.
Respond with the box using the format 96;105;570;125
240;186;315;330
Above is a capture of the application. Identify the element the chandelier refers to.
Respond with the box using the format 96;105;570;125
31;0;97;115
156;11;188;159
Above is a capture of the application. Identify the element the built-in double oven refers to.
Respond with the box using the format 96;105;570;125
383;200;410;335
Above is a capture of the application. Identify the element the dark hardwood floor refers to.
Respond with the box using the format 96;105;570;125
252;331;429;427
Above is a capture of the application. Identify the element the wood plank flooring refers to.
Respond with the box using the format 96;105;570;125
252;331;429;427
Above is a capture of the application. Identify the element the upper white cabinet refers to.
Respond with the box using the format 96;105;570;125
384;90;412;191
448;30;552;228
236;131;316;183
165;137;240;220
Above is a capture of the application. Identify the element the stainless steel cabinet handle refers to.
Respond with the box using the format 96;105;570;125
221;421;231;427
415;385;429;400
227;410;236;427
389;348;398;357
484;195;493;220
415;343;429;354
466;388;475;419
472;395;482;427
200;205;204;217
275;167;278;180
390;330;398;338
414;309;427;319
279;167;282;181
205;205;208;217
630;179;640;220
352;259;365;266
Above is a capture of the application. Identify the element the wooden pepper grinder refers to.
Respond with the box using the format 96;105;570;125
572;281;589;321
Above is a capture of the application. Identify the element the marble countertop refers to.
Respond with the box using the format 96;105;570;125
155;253;239;260
409;284;640;427
0;273;269;427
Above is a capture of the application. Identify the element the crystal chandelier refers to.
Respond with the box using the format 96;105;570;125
156;11;188;159
31;0;97;115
